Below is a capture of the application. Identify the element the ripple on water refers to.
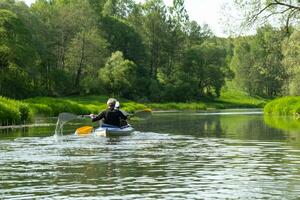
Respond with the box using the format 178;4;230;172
1;131;300;199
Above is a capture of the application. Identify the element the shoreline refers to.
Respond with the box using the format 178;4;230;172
0;123;54;130
0;108;264;130
0;94;266;127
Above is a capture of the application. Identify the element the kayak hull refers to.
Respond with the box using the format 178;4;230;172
93;125;134;137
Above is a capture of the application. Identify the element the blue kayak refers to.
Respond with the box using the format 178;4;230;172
93;124;135;137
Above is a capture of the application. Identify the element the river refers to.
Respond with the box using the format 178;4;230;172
1;109;300;199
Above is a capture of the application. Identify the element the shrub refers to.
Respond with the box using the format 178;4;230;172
264;96;300;117
0;96;32;125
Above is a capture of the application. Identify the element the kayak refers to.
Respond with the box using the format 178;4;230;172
93;124;135;137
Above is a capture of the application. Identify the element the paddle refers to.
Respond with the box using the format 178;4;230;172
127;108;152;120
75;126;94;135
57;112;78;122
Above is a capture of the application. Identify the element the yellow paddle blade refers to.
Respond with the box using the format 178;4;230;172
75;126;93;135
143;108;152;112
131;109;152;120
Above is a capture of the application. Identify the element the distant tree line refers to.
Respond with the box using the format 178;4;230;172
0;0;299;101
232;0;300;97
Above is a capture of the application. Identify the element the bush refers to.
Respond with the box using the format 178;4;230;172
264;96;300;116
0;96;33;125
0;101;20;125
25;97;96;116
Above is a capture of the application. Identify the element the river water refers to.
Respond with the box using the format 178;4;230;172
1;109;300;199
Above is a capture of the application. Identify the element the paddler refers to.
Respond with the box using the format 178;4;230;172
90;98;128;127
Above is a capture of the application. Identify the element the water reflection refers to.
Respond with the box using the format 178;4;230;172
1;110;300;199
135;111;288;141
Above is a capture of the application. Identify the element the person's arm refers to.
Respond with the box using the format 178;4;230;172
118;110;128;120
91;111;105;122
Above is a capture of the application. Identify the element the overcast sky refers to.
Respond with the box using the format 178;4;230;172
22;0;242;37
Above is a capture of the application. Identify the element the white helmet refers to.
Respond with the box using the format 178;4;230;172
115;101;120;109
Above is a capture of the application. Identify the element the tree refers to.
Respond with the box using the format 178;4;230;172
140;0;169;79
282;28;300;95
230;38;255;94
0;7;41;98
100;16;145;67
102;0;135;18
31;0;109;95
98;51;138;98
65;29;108;93
231;26;287;97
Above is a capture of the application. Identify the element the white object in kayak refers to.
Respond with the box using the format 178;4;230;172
93;124;135;137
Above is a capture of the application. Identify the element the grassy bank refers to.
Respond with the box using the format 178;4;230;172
0;97;32;125
0;95;148;125
0;91;266;125
264;96;300;117
148;90;266;110
25;96;148;117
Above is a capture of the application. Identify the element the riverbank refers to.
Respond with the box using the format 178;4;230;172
0;91;266;126
264;96;300;118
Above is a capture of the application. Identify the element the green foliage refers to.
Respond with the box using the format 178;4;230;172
282;28;300;95
100;16;146;66
160;39;233;101
0;0;292;104
65;28;108;92
147;102;207;111
0;93;267;125
0;96;33;125
230;26;287;98
264;96;300;117
99;51;138;98
0;7;42;98
218;89;267;108
25;97;96;116
25;95;149;117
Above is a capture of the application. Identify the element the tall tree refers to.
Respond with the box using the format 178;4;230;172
231;26;287;97
65;29;108;93
282;28;300;95
140;0;169;79
0;3;42;98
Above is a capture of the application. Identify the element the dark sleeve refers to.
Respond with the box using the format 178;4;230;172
92;111;105;122
118;110;127;120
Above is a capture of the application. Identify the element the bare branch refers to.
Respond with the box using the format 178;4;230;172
264;7;293;19
284;8;299;34
249;2;278;23
273;0;300;10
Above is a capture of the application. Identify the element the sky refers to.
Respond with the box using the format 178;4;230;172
22;0;241;37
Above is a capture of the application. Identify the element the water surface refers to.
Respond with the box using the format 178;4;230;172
1;109;300;199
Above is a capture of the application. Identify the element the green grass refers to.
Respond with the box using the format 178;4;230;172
25;96;148;116
147;90;266;111
264;96;300;117
147;102;207;111
216;90;267;108
0;96;33;125
0;95;150;125
0;91;266;125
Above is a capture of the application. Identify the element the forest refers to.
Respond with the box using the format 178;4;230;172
0;0;299;102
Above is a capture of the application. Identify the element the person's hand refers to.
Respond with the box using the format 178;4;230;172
90;114;96;118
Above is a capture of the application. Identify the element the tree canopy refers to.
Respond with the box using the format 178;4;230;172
0;0;299;101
